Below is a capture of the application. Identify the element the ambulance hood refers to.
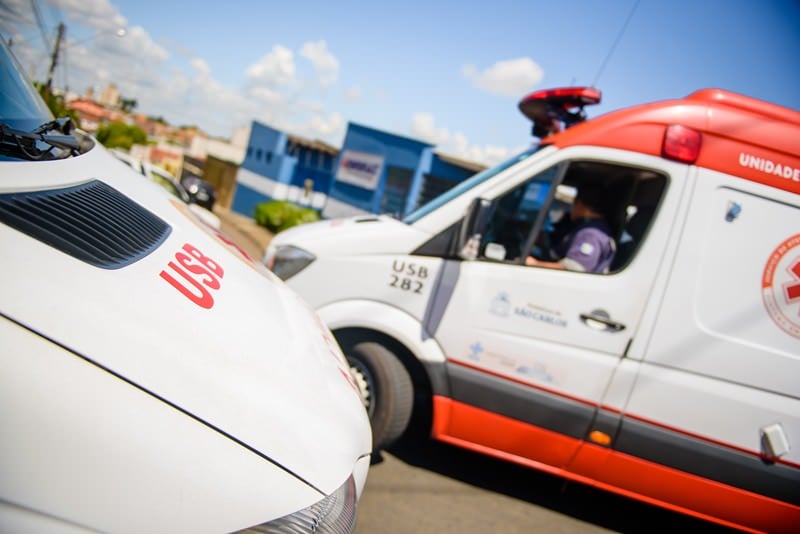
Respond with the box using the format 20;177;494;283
0;142;371;495
268;213;433;259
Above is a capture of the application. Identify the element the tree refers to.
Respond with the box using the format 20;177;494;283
33;81;81;127
120;97;138;113
95;121;147;150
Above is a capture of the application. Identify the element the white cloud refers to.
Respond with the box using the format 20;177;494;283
248;87;286;105
301;100;325;114
343;86;361;102
307;112;344;138
191;58;211;79
451;138;514;167
0;0;39;34
410;112;512;167
109;26;167;61
1;0;526;155
245;45;296;86
237;42;345;140
411;112;451;146
1;0;347;143
0;0;144;82
300;40;339;89
463;57;544;96
470;144;516;166
54;0;124;28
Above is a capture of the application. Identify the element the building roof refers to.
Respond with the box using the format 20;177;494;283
434;151;487;173
67;99;124;123
287;134;339;156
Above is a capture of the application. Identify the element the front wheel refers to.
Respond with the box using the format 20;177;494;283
346;341;413;451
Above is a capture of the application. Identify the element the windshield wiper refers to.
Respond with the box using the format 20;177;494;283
0;117;81;161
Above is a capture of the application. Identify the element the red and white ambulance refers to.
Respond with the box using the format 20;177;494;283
266;86;800;532
0;38;371;532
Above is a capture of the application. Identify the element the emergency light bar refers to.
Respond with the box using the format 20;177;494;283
518;87;601;138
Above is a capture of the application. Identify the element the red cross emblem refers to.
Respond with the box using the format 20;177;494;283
763;234;800;339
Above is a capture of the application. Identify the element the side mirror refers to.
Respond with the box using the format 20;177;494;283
457;197;493;260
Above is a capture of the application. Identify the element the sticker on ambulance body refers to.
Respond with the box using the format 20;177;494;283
762;233;800;338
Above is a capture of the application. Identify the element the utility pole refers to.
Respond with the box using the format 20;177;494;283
45;22;65;91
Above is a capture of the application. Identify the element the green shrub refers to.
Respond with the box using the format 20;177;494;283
253;200;320;233
95;121;147;150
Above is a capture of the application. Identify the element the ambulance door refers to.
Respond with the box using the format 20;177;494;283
427;154;680;470
597;169;800;526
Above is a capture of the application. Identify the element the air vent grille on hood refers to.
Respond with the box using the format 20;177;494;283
0;179;171;269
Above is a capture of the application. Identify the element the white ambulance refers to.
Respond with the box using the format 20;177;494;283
0;38;371;532
265;86;800;532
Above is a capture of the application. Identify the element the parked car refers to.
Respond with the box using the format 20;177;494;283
110;149;221;230
0;36;371;533
181;175;217;210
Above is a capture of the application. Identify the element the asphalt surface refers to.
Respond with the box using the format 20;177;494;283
215;207;274;261
356;445;616;534
355;432;743;534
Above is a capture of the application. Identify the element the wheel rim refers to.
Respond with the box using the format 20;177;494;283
348;358;375;417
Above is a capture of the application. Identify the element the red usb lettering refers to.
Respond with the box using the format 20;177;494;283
183;243;224;278
160;244;224;309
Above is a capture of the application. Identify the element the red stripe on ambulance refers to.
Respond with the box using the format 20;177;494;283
433;396;800;534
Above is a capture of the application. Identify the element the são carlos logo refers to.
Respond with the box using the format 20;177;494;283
762;234;800;338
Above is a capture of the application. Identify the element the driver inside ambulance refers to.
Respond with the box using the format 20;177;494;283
525;183;616;274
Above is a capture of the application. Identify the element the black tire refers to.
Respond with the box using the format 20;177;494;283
346;341;414;451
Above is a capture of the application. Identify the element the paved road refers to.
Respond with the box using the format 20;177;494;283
355;432;742;533
216;207;273;261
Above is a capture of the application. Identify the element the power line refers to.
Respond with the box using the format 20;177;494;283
592;0;640;87
29;0;51;52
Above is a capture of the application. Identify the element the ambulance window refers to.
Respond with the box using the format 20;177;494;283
480;161;667;273
482;166;560;261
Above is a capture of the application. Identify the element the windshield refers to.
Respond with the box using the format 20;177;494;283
149;166;191;203
403;145;543;224
0;35;54;130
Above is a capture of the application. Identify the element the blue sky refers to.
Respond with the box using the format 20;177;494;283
2;0;799;165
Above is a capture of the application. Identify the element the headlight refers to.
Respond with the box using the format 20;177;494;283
267;245;316;281
240;475;357;533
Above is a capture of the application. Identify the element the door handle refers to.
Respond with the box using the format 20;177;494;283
580;311;626;332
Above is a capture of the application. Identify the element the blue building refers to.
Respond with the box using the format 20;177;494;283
233;121;338;217
232;120;484;220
